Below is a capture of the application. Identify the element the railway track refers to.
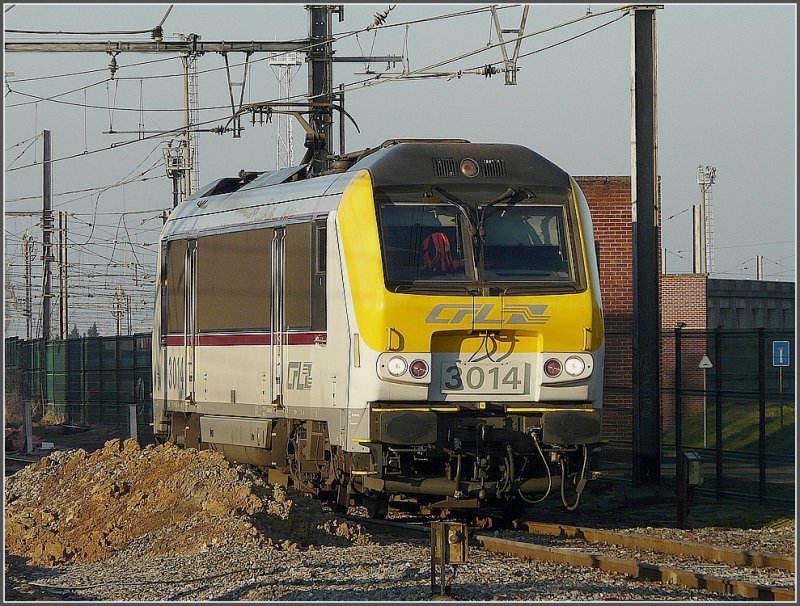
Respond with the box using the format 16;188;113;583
343;512;796;601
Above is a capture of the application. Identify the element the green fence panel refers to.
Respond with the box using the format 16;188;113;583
84;338;101;370
117;370;135;403
118;337;135;370
67;371;83;403
100;370;118;403
46;341;68;373
68;339;83;371
83;370;102;404
135;335;151;367
46;371;68;405
101;339;117;370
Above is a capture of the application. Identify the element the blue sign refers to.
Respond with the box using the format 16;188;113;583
773;341;790;367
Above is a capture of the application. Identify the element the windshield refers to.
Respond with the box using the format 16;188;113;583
482;205;573;281
376;188;583;294
379;203;472;285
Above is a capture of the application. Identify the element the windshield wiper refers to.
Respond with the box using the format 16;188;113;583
478;187;536;241
393;282;479;296
425;185;535;245
424;185;479;234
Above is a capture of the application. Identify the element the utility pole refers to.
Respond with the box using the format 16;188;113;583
756;254;764;280
307;5;337;174
113;285;125;336
39;129;53;408
338;83;346;155
23;231;33;340
58;211;69;340
41;129;53;342
629;5;663;487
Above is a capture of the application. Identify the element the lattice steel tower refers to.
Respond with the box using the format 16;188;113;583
269;51;303;169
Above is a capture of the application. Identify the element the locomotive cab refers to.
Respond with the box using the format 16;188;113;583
335;141;604;514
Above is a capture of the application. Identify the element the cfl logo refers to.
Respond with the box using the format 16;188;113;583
287;362;313;390
425;303;550;325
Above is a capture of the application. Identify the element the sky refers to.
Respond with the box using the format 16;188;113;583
3;2;797;338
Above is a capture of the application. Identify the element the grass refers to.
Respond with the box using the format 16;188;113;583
665;400;795;455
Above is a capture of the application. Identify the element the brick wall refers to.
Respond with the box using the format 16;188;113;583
576;177;636;442
659;274;709;439
661;274;708;329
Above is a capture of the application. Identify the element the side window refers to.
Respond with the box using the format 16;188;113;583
312;220;327;330
196;229;271;332
166;239;188;333
285;223;312;330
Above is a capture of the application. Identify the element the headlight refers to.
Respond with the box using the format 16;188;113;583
544;358;562;378
386;356;408;377
564;356;586;376
460;157;479;178
409;359;429;378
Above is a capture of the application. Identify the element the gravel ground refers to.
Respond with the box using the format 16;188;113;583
4;437;796;602
6;511;795;602
7;534;777;602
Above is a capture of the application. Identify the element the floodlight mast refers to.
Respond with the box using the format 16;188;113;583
695;165;717;275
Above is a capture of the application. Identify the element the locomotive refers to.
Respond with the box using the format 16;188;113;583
152;139;604;518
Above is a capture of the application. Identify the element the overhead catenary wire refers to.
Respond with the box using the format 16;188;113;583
4;108;239;172
3;5;523;111
4;3;174;36
2;1;628;142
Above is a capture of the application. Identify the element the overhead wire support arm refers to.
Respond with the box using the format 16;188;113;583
222;51;253;138
4;40;310;54
491;4;529;85
224;100;360;140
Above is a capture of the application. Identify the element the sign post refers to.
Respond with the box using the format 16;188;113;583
698;355;714;447
772;341;790;429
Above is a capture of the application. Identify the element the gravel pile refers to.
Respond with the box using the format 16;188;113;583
5;439;371;568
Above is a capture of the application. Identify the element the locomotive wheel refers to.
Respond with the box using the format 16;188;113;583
184;413;202;450
362;493;389;520
332;483;350;514
167;412;187;446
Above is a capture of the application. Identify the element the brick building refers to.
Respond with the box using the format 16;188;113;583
575;176;641;443
577;175;795;444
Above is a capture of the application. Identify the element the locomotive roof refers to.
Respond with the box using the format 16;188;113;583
161;170;356;240
348;140;570;189
161;141;570;240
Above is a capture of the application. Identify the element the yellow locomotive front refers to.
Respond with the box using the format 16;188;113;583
336;141;604;515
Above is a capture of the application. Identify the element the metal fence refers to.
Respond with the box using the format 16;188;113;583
5;333;153;428
4;328;795;503
604;327;795;504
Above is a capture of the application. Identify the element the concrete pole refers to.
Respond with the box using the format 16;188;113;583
128;402;138;440
42;129;52;341
24;400;34;453
630;6;662;486
41;129;53;410
693;204;706;274
24;232;33;340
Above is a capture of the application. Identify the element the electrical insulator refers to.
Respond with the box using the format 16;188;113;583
369;4;396;29
108;53;119;79
482;65;500;78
